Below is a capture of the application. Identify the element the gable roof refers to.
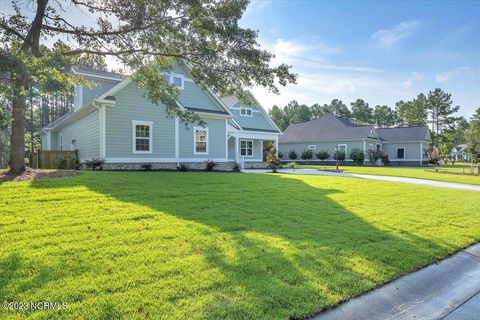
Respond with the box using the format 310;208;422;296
280;113;375;143
71;66;124;81
377;126;430;142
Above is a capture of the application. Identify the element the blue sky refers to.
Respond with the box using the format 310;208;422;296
242;0;480;117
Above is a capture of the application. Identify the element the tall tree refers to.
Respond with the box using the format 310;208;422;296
0;0;296;172
373;105;396;128
470;107;480;127
427;88;460;141
268;105;288;131
312;99;352;119
395;94;428;127
464;124;480;172
350;99;373;125
284;100;311;123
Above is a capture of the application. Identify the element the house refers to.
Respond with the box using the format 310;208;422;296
39;64;281;170
278;113;431;166
450;144;470;162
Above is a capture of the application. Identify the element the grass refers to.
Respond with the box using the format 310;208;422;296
1;171;480;319
295;163;480;185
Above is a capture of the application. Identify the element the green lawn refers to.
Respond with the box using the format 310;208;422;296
1;171;480;319
295;164;480;185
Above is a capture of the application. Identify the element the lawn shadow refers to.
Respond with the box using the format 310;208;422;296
28;171;447;319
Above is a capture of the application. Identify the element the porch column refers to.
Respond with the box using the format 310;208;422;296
363;139;366;165
275;138;279;157
419;142;423;166
235;136;239;162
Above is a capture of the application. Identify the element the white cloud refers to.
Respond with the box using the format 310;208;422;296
401;72;422;88
435;66;471;83
371;21;420;50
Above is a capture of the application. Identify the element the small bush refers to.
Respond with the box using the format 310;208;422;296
301;149;313;160
350;148;364;165
177;164;189;171
316;150;329;160
85;158;105;170
287;162;296;169
141;164;152;171
288;150;298;160
205;160;217;171
231;162;241;172
266;147;282;173
368;149;389;166
278;151;284;159
54;157;67;169
333;150;346;161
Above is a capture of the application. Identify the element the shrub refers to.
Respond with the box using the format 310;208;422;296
85;158;105;170
333;150;346;161
350;148;364;165
205;160;217;171
278;151;284;159
288;150;297;160
54;157;67;169
301;149;313;160
287;162;296;169
68;154;81;170
316;150;329;160
368;149;389;166
177;164;189;171
266;147;282;173
231;162;241;172
141;164;152;171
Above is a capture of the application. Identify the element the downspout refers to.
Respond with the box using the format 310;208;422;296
420;141;423;166
363;138;366;165
93;102;106;159
175;117;179;166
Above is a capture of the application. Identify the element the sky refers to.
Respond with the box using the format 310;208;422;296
241;0;480;118
2;0;479;118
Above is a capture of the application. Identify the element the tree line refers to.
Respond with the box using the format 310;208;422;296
268;88;477;152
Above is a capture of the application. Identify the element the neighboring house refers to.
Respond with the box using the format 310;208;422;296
450;144;470;162
279;113;431;166
39;64;280;170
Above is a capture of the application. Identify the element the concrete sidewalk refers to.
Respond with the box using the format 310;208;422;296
243;168;480;192
313;243;480;320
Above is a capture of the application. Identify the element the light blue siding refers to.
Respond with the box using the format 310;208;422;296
105;82;175;159
279;140;366;160
56;110;100;160
178;118;227;159
227;138;264;161
382;142;423;161
230;101;278;132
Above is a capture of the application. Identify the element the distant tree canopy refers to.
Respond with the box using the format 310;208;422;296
268;88;472;155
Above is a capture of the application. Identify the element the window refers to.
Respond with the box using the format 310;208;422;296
308;145;317;150
397;148;405;159
163;74;184;90
240;140;253;156
194;127;208;154
132;121;153;153
240;107;253;117
337;144;347;154
369;144;373;150
376;144;381;151
60;134;63;151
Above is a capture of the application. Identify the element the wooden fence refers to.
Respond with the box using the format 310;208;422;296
31;150;79;169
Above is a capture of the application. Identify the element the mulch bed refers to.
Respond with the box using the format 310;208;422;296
0;168;80;182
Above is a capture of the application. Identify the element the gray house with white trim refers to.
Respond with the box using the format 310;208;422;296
40;64;280;170
279;113;431;166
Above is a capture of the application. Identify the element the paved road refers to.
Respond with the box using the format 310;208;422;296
313;243;480;320
243;168;480;192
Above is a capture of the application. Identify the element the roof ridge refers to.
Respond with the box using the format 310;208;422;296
377;125;428;130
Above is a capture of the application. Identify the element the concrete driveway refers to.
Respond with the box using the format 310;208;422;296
313;243;480;320
243;168;480;192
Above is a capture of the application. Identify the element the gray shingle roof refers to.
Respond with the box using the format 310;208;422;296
220;95;238;108
44;110;74;129
377;126;430;142
279;113;374;143
72;66;124;80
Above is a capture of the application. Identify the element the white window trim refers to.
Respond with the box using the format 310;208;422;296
132;120;153;154
308;145;317;150
240;107;253;117
240;139;254;157
369;144;373;150
337;144;347;155
163;73;184;90
397;147;406;159
193;126;209;155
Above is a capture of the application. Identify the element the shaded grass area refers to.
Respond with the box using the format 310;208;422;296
296;164;480;185
1;171;479;319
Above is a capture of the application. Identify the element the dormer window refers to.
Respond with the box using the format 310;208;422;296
240;107;252;117
163;74;184;90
